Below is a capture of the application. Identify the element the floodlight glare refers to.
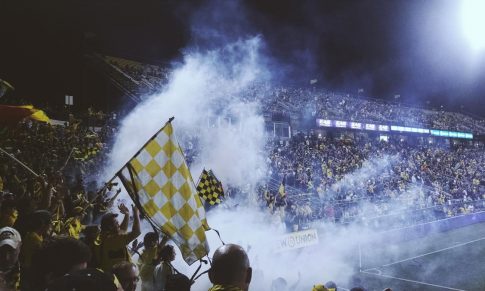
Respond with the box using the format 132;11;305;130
461;0;485;50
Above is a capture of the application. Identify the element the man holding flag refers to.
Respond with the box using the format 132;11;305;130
97;203;141;271
115;117;210;265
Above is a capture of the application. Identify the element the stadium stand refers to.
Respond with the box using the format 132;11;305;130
1;67;484;290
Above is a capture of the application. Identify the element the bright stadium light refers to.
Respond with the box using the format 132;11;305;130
461;0;485;51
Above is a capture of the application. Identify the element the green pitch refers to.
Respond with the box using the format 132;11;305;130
357;221;485;291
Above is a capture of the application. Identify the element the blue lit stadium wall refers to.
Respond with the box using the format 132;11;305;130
315;118;474;140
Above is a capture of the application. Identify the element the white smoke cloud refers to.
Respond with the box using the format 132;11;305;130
102;35;276;289
324;154;399;200
175;207;368;291
99;1;456;289
103;47;434;288
104;36;269;189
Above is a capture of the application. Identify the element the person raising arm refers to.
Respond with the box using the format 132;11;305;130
97;204;140;271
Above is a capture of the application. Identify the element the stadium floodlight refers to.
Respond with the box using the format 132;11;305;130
461;0;485;51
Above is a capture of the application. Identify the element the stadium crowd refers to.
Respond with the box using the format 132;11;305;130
1;79;485;290
261;132;485;231
0;112;357;291
100;54;485;135
251;86;485;134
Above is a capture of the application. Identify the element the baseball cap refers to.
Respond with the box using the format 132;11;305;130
0;227;21;249
313;284;329;291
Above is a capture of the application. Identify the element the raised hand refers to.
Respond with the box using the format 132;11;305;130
131;204;139;216
118;203;130;215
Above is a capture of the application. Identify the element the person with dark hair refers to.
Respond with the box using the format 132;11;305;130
153;244;176;290
325;281;337;291
80;225;100;268
0;200;18;228
30;236;91;289
166;273;191;291
112;261;139;291
350;287;366;291
139;232;159;291
97;203;140;271
208;244;252;291
20;209;51;288
45;268;122;291
0;227;22;290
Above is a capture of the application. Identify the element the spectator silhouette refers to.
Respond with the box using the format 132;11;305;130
208;244;252;291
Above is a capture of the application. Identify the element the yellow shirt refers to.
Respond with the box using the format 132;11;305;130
96;233;133;271
68;218;85;239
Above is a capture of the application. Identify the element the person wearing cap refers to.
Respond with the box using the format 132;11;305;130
0;227;22;291
313;284;329;291
96;203;140;271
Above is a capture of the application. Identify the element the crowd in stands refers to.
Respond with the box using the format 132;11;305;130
2;76;485;290
102;55;485;134
0;108;205;290
239;85;485;134
103;55;171;94
260;132;485;231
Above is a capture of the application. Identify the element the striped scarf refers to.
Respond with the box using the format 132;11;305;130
208;285;244;291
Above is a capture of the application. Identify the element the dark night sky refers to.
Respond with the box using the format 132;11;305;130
1;0;484;116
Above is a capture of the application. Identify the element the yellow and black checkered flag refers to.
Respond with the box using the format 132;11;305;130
197;169;224;205
117;119;210;265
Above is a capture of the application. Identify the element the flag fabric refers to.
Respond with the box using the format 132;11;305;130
0;104;50;125
117;121;210;265
197;169;224;205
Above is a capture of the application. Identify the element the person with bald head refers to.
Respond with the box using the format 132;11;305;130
208;244;252;291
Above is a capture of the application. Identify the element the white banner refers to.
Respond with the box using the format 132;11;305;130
275;229;319;252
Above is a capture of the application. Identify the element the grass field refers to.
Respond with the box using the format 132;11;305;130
353;221;485;291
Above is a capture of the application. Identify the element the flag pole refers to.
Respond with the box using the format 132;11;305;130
59;147;76;171
94;117;175;198
0;147;39;177
196;168;205;187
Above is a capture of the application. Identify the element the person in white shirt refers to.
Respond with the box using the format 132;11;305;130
153;244;176;290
